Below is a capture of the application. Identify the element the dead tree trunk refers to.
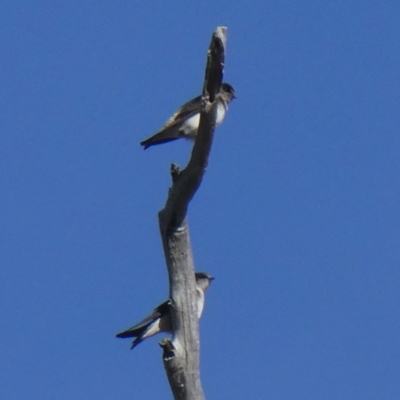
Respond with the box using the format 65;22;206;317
157;27;227;400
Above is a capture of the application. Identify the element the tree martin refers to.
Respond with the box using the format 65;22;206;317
116;272;214;349
140;83;236;149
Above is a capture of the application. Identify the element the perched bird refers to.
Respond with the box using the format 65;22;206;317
140;83;236;149
116;272;214;349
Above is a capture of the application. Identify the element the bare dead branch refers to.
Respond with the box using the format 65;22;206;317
157;27;227;400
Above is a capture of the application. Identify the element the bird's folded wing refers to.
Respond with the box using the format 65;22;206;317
116;300;170;338
162;95;202;129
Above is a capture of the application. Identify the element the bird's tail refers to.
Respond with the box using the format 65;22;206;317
130;337;144;350
140;126;182;149
116;324;147;339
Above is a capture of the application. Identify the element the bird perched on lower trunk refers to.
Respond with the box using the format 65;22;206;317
116;272;214;349
140;83;235;149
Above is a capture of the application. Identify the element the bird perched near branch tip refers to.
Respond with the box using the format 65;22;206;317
140;83;236;149
116;272;214;349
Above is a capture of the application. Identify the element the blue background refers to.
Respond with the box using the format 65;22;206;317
1;1;399;399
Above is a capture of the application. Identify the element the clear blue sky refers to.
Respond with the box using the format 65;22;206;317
1;1;399;399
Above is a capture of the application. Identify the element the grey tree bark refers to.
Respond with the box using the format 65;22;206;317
157;27;227;400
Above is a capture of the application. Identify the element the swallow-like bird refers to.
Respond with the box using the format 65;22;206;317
116;272;214;349
140;83;236;149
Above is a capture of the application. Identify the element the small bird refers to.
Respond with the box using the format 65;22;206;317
116;272;214;349
140;83;236;149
